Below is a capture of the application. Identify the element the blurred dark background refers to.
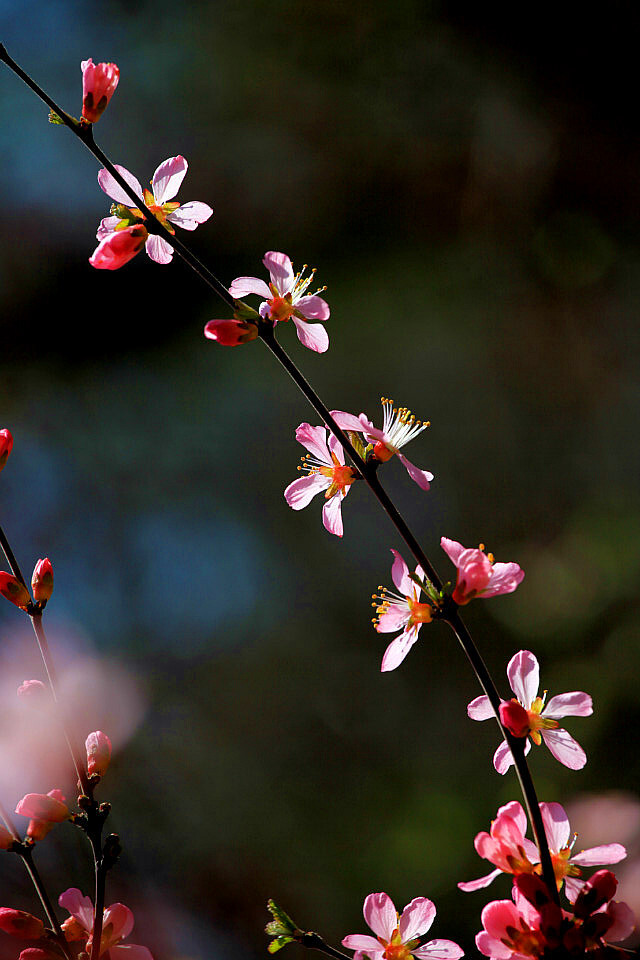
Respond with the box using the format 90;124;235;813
1;1;639;957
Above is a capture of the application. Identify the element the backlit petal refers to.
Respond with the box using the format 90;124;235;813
97;165;143;205
363;893;397;942
507;650;539;708
399;897;435;940
543;691;593;719
292;317;329;353
541;728;587;769
152;155;188;204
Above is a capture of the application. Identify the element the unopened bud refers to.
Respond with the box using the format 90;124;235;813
16;790;70;841
204;318;259;346
0;573;31;612
574;869;618;919
80;59;120;124
0;908;44;939
0;429;13;473
499;699;531;738
31;559;53;605
85;731;112;777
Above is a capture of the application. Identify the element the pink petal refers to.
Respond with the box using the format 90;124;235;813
481;562;524;598
381;626;420;672
475;931;513;960
97;165;143;205
397;454;433;491
322;492;344;537
296;295;330;320
412;941;464;960
263;251;294;295
363;893;397;942
507;650;539;708
360;420;385;444
284;474;330;510
440;538;465;567
541;728;587;769
102;903;134;942
603;900;637;942
145;234;174;264
543;691;593;719
564;876;585;903
15;793;68;822
229;276;272;300
96;215;120;240
493;741;515;775
458;868;502;892
295;423;331;463
399;898;435;941
495;801;528;837
539;802;571;853
571;843;626;867
390;549;414;595
89;226;146;270
342;936;385;956
327;432;346;464
152;156;188;204
467;695;494;721
480;900;521;941
330;411;367;434
375;605;410;633
292;317;329;353
166;201;213;230
58;889;93;931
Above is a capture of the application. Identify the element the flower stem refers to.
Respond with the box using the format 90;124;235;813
298;932;354;960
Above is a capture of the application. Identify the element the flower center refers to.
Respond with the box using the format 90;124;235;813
319;455;357;498
268;288;295;323
407;597;433;625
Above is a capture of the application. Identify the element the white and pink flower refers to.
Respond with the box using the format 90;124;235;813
229;251;330;353
372;550;433;672
468;650;593;774
342;892;463;960
284;423;357;537
440;538;524;605
59;888;152;960
90;156;212;268
332;398;433;491
459;800;626;901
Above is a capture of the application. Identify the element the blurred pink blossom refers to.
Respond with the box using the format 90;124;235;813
59;889;153;960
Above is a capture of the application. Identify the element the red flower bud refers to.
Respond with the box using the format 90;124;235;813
0;429;13;473
86;730;112;777
574;869;618;919
0;909;44;940
81;59;119;123
0;572;31;611
204;318;259;346
89;224;148;270
16;790;69;840
31;559;53;605
499;699;531;738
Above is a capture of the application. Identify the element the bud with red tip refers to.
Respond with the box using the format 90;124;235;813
89;224;148;270
81;59;120;123
0;572;31;611
0;429;12;473
0;909;44;940
204;318;259;346
499;699;531;738
86;731;112;777
31;559;53;607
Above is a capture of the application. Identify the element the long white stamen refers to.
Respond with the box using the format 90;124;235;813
379;397;430;451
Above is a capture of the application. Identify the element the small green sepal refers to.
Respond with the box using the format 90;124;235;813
268;936;295;953
266;899;302;953
48;110;64;125
234;300;261;323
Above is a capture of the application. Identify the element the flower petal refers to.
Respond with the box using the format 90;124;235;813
263;251;294;295
102;903;134;942
292;317;329;353
467;695;494;721
543;691;593;719
381;626;420;672
96;216;120;240
295;423;331;463
458;868;502;892
97;165;143;205
229;276;272;300
58;889;93;932
397;454;433;491
603;900;637;942
152;155;188;204
342;936;385;955
166;201;213;230
363;893;397;942
330;411;368;433
541;728;587;769
284;474;330;510
412;940;464;960
507;650;539;708
571;843;626;867
322;492;344;537
493;741;515;775
540;802;571;853
481;562;524;598
399;897;435;941
440;538;465;566
145;234;174;264
296;295;330;320
390;548;414;595
375;605;410;633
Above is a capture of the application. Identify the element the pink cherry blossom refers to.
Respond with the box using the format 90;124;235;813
229;251;330;353
372;549;434;672
284;423;357;537
332;398;433;490
468;650;593;774
459;800;626;901
440;538;524;605
342;892;463;960
80;59;119;123
59;889;153;960
90;156;212;268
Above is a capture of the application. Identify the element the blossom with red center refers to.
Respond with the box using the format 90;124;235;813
372;549;434;672
468;650;593;774
229;251;330;353
342;892;463;960
440;537;524;605
332;399;433;491
90;156;212;268
15;790;70;841
459;800;626;900
59;889;153;960
0;428;13;473
80;59;119;124
284;423;356;537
